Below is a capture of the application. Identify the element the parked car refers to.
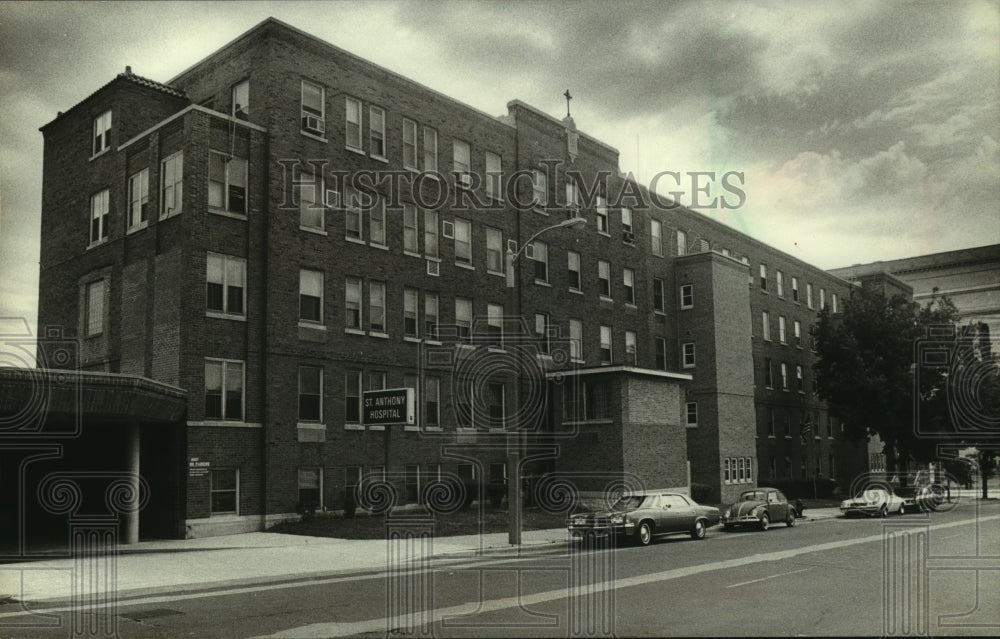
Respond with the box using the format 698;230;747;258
567;490;721;546
721;488;797;531
839;487;906;517
895;484;948;513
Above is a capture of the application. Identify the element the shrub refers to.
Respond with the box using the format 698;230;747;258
343;487;357;518
487;482;506;509
460;479;479;510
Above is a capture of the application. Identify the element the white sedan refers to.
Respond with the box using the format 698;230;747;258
840;487;906;517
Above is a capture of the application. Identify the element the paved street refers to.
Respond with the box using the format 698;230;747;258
1;501;998;638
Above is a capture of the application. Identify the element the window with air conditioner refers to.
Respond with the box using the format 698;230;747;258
301;80;325;136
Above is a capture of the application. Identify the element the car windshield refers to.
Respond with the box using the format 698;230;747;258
611;496;645;510
740;490;767;502
856;488;887;500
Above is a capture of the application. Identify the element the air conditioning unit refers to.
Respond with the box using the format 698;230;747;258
442;220;455;239
325;189;340;209
302;115;325;135
622;231;636;245
426;260;440;277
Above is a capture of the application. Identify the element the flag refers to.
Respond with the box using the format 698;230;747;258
800;420;812;444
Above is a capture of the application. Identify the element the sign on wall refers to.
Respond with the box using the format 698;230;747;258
363;388;415;425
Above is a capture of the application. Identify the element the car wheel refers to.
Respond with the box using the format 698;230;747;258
636;521;653;546
897;503;905;515
759;513;770;531
879;506;888;518
690;519;706;540
786;512;796;527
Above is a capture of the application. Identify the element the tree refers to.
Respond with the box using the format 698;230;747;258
812;285;960;480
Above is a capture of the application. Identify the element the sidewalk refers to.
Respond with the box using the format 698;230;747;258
0;505;934;607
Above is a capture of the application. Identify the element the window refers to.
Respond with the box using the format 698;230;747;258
425;292;438;339
796;365;804;393
535;313;550;354
453;139;470;185
206;253;246;317
209;152;247;215
759;264;768;290
625;330;636;365
404;465;420;503
369;106;386;158
205;359;243;421
403;287;419;337
369;197;386;246
211;469;238;514
794;320;802;346
682;342;695;368
301;80;325;135
780;362;789;390
680;284;693;309
232;80;249;120
369;281;386;333
651;219;663;256
299;269;323;324
583;379;611;419
806;283;814;309
423;127;438;172
653;278;665;312
345;97;362;150
676;229;687;255
533;169;548;208
623;268;635;305
598;260;611;298
776;270;784;297
402;119;418;170
454;218;472;266
298;468;321;510
486;227;503;274
85;280;105;337
764;358;773;388
89;189;109;245
768;408;776;437
403;203;419;254
424;377;440;426
92;110;112;156
297;164;323;231
127;169;149;230
595;195;608;233
568;251;581;291
344;185;361;239
455;297;472;339
621;207;632;233
738;458;745;483
762;311;771;341
299;366;322;422
487;303;503;346
600;325;612;364
724;458;731;484
533;240;548;282
487;382;505;423
569;319;583;361
345;277;362;330
655;337;666;370
791;276;799;302
424;209;439;259
345;370;361;424
829;455;836;478
832;293;839;313
820;288;826;310
485;152;501;200
778;316;787;344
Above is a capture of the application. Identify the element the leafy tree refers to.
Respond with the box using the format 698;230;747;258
812;285;960;480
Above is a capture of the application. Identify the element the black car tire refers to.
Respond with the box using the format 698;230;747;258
636;521;653;546
896;503;905;515
759;512;770;531
690;519;707;540
879;506;888;518
786;512;795;527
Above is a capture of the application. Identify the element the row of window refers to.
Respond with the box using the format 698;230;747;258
764;454;836;480
723;457;753;485
757;263;839;313
760;312;806;346
764;407;839;439
761;358;807;393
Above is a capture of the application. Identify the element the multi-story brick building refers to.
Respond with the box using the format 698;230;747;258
36;18;865;537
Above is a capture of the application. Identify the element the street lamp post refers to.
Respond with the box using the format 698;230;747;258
505;216;586;545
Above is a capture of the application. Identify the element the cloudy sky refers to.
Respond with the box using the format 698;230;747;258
1;0;998;350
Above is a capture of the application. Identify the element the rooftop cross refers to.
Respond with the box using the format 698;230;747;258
564;89;572;117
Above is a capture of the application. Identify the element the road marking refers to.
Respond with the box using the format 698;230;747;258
726;567;812;588
250;514;1000;638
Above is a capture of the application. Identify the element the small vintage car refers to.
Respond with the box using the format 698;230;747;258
567;490;721;546
721;487;797;531
839;487;906;517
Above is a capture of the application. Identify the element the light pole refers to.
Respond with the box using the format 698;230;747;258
505;216;586;545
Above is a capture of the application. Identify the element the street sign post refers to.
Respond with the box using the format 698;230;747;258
363;388;416;488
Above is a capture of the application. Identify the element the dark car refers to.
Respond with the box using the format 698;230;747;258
567;490;722;546
895;484;948;513
721;488;797;531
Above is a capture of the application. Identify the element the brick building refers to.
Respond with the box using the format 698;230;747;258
36;18;864;537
